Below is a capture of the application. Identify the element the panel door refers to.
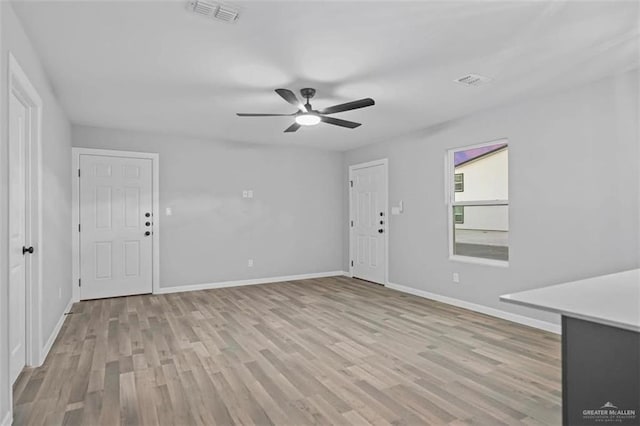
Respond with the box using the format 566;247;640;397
351;164;387;284
9;91;28;383
80;155;153;299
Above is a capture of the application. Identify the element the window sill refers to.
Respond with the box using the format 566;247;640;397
449;255;509;268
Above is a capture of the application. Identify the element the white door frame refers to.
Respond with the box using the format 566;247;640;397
348;158;389;285
71;148;160;302
8;52;44;371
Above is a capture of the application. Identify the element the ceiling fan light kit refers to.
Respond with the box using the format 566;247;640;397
237;88;375;133
295;114;321;126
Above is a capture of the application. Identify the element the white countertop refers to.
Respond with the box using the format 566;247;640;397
500;269;640;333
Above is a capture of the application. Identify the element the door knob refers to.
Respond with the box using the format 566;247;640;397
378;229;384;234
22;246;34;255
144;231;151;236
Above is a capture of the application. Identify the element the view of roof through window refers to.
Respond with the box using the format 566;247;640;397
454;142;508;166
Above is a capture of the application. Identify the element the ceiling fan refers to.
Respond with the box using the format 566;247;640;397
236;88;375;133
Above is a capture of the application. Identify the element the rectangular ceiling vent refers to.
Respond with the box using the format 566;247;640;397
187;1;240;23
454;74;492;87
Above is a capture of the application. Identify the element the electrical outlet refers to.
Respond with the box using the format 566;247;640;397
242;190;248;198
452;273;460;283
247;259;254;267
165;207;173;216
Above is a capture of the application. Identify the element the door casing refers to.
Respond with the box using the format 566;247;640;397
348;159;389;285
7;53;44;380
71;148;160;302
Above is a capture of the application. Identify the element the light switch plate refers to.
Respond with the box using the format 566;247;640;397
165;207;173;216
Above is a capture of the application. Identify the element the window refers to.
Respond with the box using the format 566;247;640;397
454;173;464;192
448;140;509;264
453;206;464;224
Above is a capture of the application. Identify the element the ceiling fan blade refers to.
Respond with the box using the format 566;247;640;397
275;89;307;112
320;116;361;129
319;98;375;115
237;113;295;116
284;122;301;133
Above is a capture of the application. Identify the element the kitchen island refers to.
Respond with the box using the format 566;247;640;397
501;269;640;426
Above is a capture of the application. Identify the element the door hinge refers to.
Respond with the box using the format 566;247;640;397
351;260;354;267
78;279;81;287
350;220;354;227
78;224;81;232
78;169;81;177
350;180;353;187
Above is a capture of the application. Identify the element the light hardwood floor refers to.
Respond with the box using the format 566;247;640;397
13;276;561;425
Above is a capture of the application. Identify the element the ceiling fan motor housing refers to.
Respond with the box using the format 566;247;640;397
300;88;316;100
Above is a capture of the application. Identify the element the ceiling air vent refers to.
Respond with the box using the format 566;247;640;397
187;1;240;23
454;74;492;87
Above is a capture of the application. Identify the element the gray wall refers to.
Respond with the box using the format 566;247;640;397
344;69;639;326
0;3;72;422
72;126;345;288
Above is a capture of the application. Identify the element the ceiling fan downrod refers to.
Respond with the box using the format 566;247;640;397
300;87;316;110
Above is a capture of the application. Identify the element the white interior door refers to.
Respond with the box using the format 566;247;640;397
350;162;387;284
9;91;29;383
79;154;153;300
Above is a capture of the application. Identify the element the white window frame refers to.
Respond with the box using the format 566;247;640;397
446;139;509;267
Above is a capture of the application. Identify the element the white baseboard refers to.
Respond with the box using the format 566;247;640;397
1;410;11;426
386;282;561;334
156;271;346;295
40;298;74;364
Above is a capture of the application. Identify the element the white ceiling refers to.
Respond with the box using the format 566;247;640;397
12;0;640;150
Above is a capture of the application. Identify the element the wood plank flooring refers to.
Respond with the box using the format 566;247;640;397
13;277;561;425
